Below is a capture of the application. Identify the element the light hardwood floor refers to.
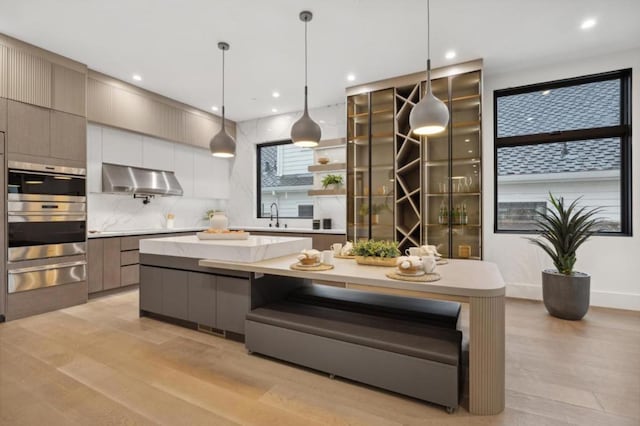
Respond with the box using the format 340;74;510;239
0;289;638;425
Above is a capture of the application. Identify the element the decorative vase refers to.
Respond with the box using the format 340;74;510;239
541;270;590;320
209;211;229;230
371;214;380;225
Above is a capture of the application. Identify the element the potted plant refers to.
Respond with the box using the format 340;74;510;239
321;174;344;190
526;193;601;320
352;239;400;267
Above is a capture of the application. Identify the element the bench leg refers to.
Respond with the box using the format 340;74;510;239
329;373;335;379
446;406;455;414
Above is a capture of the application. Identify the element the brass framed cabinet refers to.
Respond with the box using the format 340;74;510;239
347;60;483;258
347;88;395;242
423;70;482;259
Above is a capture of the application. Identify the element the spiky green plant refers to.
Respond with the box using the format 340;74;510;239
352;240;400;258
526;193;602;275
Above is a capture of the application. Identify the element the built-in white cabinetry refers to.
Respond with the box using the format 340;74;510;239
87;123;229;200
173;143;195;198
142;136;174;171
193;150;230;199
102;126;143;167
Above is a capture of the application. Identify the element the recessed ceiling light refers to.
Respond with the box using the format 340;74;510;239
132;74;142;81
580;18;596;30
347;73;356;82
468;150;473;153
445;50;456;60
464;138;470;142
211;106;219;111
272;91;280;98
542;90;551;96
271;108;278;113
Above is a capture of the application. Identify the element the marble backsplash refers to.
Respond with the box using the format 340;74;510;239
226;103;347;231
88;193;226;232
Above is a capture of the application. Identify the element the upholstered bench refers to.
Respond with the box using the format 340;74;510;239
286;284;461;329
245;300;462;412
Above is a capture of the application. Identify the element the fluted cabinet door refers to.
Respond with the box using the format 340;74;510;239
6;47;51;108
0;45;7;98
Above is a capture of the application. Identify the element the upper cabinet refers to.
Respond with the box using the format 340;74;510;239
52;64;86;116
102;126;143;167
142;136;174;171
7;100;87;165
87;70;234;150
0;34;87;115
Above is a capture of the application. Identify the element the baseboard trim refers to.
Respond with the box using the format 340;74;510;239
506;283;640;312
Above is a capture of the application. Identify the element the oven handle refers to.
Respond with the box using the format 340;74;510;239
8;213;86;222
8;260;87;275
8;169;87;179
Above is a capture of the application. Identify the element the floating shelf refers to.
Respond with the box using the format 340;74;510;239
308;162;346;172
308;188;346;196
426;192;481;197
314;138;346;149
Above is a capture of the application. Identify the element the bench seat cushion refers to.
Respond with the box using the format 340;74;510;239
287;284;461;329
247;301;461;366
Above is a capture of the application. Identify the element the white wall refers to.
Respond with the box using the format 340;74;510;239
483;48;640;311
87;124;228;231
226;103;347;231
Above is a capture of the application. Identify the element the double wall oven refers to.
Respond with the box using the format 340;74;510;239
7;161;87;293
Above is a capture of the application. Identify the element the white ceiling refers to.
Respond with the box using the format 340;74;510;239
1;0;639;122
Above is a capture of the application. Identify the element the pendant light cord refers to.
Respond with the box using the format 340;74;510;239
426;0;433;93
304;18;309;111
221;48;225;122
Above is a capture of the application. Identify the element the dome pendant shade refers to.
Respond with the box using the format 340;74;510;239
210;121;235;158
409;86;449;135
210;41;236;158
291;10;321;148
291;87;321;147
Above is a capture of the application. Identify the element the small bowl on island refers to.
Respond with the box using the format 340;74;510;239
297;249;321;266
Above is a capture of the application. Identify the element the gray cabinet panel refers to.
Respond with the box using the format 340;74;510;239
52;64;86;116
187;272;216;328
87;239;103;294
0;98;6;132
120;250;139;266
7;100;50;157
120;236;141;251
121;265;139;287
140;266;162;313
217;276;250;334
102;238;121;290
50;110;86;164
162;269;188;321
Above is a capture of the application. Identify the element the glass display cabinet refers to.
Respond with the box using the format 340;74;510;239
424;70;482;259
347;88;395;242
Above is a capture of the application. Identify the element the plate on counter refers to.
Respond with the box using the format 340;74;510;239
196;231;250;240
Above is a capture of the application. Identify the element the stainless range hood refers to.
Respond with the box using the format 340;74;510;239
102;163;183;197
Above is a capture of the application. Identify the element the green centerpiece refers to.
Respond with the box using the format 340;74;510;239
352;240;400;267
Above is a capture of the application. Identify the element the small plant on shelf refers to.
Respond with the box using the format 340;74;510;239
321;174;344;189
352;240;400;258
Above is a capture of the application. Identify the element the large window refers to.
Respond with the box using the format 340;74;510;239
257;140;314;218
494;69;631;234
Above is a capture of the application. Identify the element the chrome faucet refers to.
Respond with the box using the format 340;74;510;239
269;202;280;228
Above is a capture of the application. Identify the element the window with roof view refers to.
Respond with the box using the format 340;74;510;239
494;69;631;234
257;140;314;219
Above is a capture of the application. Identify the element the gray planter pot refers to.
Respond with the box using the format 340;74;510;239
542;270;590;320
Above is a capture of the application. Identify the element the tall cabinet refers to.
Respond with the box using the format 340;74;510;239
347;61;483;259
347;89;395;242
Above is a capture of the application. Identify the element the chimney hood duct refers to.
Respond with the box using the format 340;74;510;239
102;163;183;197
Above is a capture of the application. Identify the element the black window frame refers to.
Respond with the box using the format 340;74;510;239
493;69;632;236
256;139;314;219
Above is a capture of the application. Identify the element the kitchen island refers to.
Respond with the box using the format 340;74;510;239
139;236;505;416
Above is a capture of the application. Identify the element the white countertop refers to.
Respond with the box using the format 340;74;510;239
140;235;312;263
229;226;346;235
199;255;505;298
87;226;208;239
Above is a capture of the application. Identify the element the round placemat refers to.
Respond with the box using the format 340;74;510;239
290;263;335;271
385;271;441;282
334;254;356;260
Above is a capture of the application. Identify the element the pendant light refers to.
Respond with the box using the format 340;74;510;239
291;10;321;148
409;0;449;135
209;41;236;158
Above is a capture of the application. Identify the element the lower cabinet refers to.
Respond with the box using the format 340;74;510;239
140;265;250;334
